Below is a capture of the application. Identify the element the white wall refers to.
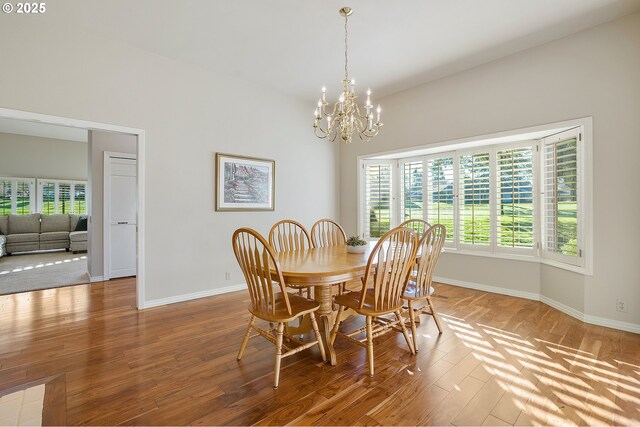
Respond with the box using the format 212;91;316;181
0;132;87;181
87;131;137;279
0;18;338;303
340;13;640;329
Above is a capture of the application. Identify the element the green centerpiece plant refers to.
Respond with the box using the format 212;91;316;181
346;235;367;253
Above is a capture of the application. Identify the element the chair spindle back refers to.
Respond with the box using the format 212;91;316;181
310;218;347;248
413;224;446;298
232;228;291;317
269;220;312;252
361;227;417;312
399;219;432;240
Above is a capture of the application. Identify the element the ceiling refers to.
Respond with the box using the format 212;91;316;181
42;0;640;102
0;117;88;142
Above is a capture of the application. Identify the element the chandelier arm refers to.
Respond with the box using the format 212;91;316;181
360;128;380;138
353;104;370;121
314;127;329;139
314;122;329;135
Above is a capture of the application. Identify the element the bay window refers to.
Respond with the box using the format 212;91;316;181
359;122;589;273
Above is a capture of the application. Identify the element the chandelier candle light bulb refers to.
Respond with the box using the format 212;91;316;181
313;6;383;143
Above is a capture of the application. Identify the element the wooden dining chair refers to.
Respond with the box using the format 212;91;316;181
310;218;348;296
330;227;418;377
233;227;327;389
269;219;313;298
310;218;347;248
403;224;446;351
269;219;312;252
399;219;432;240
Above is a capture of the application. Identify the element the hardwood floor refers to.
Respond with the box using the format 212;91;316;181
0;278;638;425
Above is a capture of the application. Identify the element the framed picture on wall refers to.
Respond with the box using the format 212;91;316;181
215;153;275;211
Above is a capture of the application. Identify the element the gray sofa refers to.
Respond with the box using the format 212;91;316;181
0;214;87;256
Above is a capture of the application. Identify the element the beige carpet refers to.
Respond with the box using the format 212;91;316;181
0;384;45;426
0;251;89;295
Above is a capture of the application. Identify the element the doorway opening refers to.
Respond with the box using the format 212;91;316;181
0;108;146;309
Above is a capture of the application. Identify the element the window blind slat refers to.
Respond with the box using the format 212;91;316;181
496;147;534;249
459;153;491;246
401;161;423;223
364;163;393;238
426;157;454;241
543;137;579;257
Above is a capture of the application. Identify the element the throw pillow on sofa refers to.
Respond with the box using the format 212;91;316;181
75;216;88;232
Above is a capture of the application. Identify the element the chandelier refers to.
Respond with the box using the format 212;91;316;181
313;7;382;143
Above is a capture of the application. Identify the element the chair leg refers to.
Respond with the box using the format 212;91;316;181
273;322;285;389
396;310;416;355
237;315;255;360
407;300;419;352
309;312;327;362
330;305;345;345
366;316;374;377
427;296;443;334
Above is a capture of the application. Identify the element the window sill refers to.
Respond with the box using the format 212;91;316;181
441;248;592;276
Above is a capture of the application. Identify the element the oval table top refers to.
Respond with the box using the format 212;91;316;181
274;243;376;285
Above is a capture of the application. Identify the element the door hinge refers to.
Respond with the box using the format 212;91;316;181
579;249;583;257
578;133;582;142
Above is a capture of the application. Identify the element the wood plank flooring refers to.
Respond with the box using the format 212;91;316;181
0;278;639;425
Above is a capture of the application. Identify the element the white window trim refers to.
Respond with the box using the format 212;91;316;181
0;176;36;215
357;117;593;276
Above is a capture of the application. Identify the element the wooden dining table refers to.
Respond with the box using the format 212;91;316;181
272;243;376;365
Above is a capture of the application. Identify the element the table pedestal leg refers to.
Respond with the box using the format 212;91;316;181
318;312;337;365
314;285;337;365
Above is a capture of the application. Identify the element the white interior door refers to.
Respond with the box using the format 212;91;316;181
106;156;137;279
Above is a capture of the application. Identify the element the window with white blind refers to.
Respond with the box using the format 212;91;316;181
426;156;455;242
541;129;581;266
496;145;535;252
362;161;393;239
358;120;591;274
0;177;36;215
459;152;491;247
37;179;87;215
400;160;423;223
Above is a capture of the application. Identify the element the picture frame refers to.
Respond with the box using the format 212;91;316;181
215;153;275;211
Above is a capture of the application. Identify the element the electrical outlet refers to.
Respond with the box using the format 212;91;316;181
617;299;628;313
225;272;231;281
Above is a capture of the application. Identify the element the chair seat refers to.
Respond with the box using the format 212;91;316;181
334;289;404;316
403;281;435;300
249;292;320;323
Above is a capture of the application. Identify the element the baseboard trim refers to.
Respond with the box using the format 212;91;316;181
143;283;246;309
583;314;640;334
539;295;584;322
435;276;640;334
433;276;539;302
89;275;104;282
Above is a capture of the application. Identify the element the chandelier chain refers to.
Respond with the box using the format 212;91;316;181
344;13;349;80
